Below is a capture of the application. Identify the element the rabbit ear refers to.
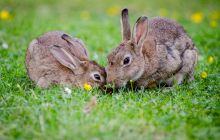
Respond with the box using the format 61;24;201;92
61;34;88;58
50;45;83;71
132;16;149;47
121;8;131;41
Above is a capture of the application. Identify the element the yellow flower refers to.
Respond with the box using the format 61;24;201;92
208;56;214;64
0;10;11;20
84;83;92;91
210;11;220;20
106;5;120;16
191;12;204;24
80;11;91;20
200;71;208;79
209;20;218;28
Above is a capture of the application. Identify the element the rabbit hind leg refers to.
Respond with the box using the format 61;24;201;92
165;48;197;86
37;77;51;88
181;48;197;83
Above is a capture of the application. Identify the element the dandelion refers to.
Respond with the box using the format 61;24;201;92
84;83;92;91
209;20;218;28
210;11;220;20
200;71;208;79
80;11;91;20
208;56;214;64
0;10;11;20
106;5;120;16
191;12;204;23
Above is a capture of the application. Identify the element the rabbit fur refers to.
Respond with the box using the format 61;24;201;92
106;9;198;88
26;31;106;88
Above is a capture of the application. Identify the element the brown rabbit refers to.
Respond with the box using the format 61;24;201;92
106;9;198;88
26;31;106;89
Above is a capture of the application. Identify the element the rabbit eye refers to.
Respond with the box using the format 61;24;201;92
123;57;130;65
94;74;101;81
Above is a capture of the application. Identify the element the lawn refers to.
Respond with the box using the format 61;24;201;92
0;0;220;140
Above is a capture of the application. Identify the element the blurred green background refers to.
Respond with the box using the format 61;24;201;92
0;0;220;140
0;0;220;64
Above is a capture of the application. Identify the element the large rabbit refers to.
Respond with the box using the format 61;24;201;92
26;31;106;89
106;9;198;88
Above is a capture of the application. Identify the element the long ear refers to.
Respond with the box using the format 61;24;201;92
121;8;131;41
132;16;149;47
50;45;82;71
61;34;88;58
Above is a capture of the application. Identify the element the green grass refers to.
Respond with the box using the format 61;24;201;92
0;0;220;139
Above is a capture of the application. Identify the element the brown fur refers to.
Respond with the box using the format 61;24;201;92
106;9;198;88
25;31;106;88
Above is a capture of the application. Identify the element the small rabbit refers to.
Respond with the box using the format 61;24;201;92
106;9;198;88
25;31;106;89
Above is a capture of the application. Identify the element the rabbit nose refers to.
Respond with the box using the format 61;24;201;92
107;78;115;85
106;72;116;84
107;79;113;84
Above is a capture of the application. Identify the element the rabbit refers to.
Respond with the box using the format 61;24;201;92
105;8;198;88
25;31;106;89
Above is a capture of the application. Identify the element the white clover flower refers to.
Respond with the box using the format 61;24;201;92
62;87;72;98
64;87;71;94
2;42;8;49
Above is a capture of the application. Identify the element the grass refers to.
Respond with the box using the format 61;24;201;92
0;0;220;139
